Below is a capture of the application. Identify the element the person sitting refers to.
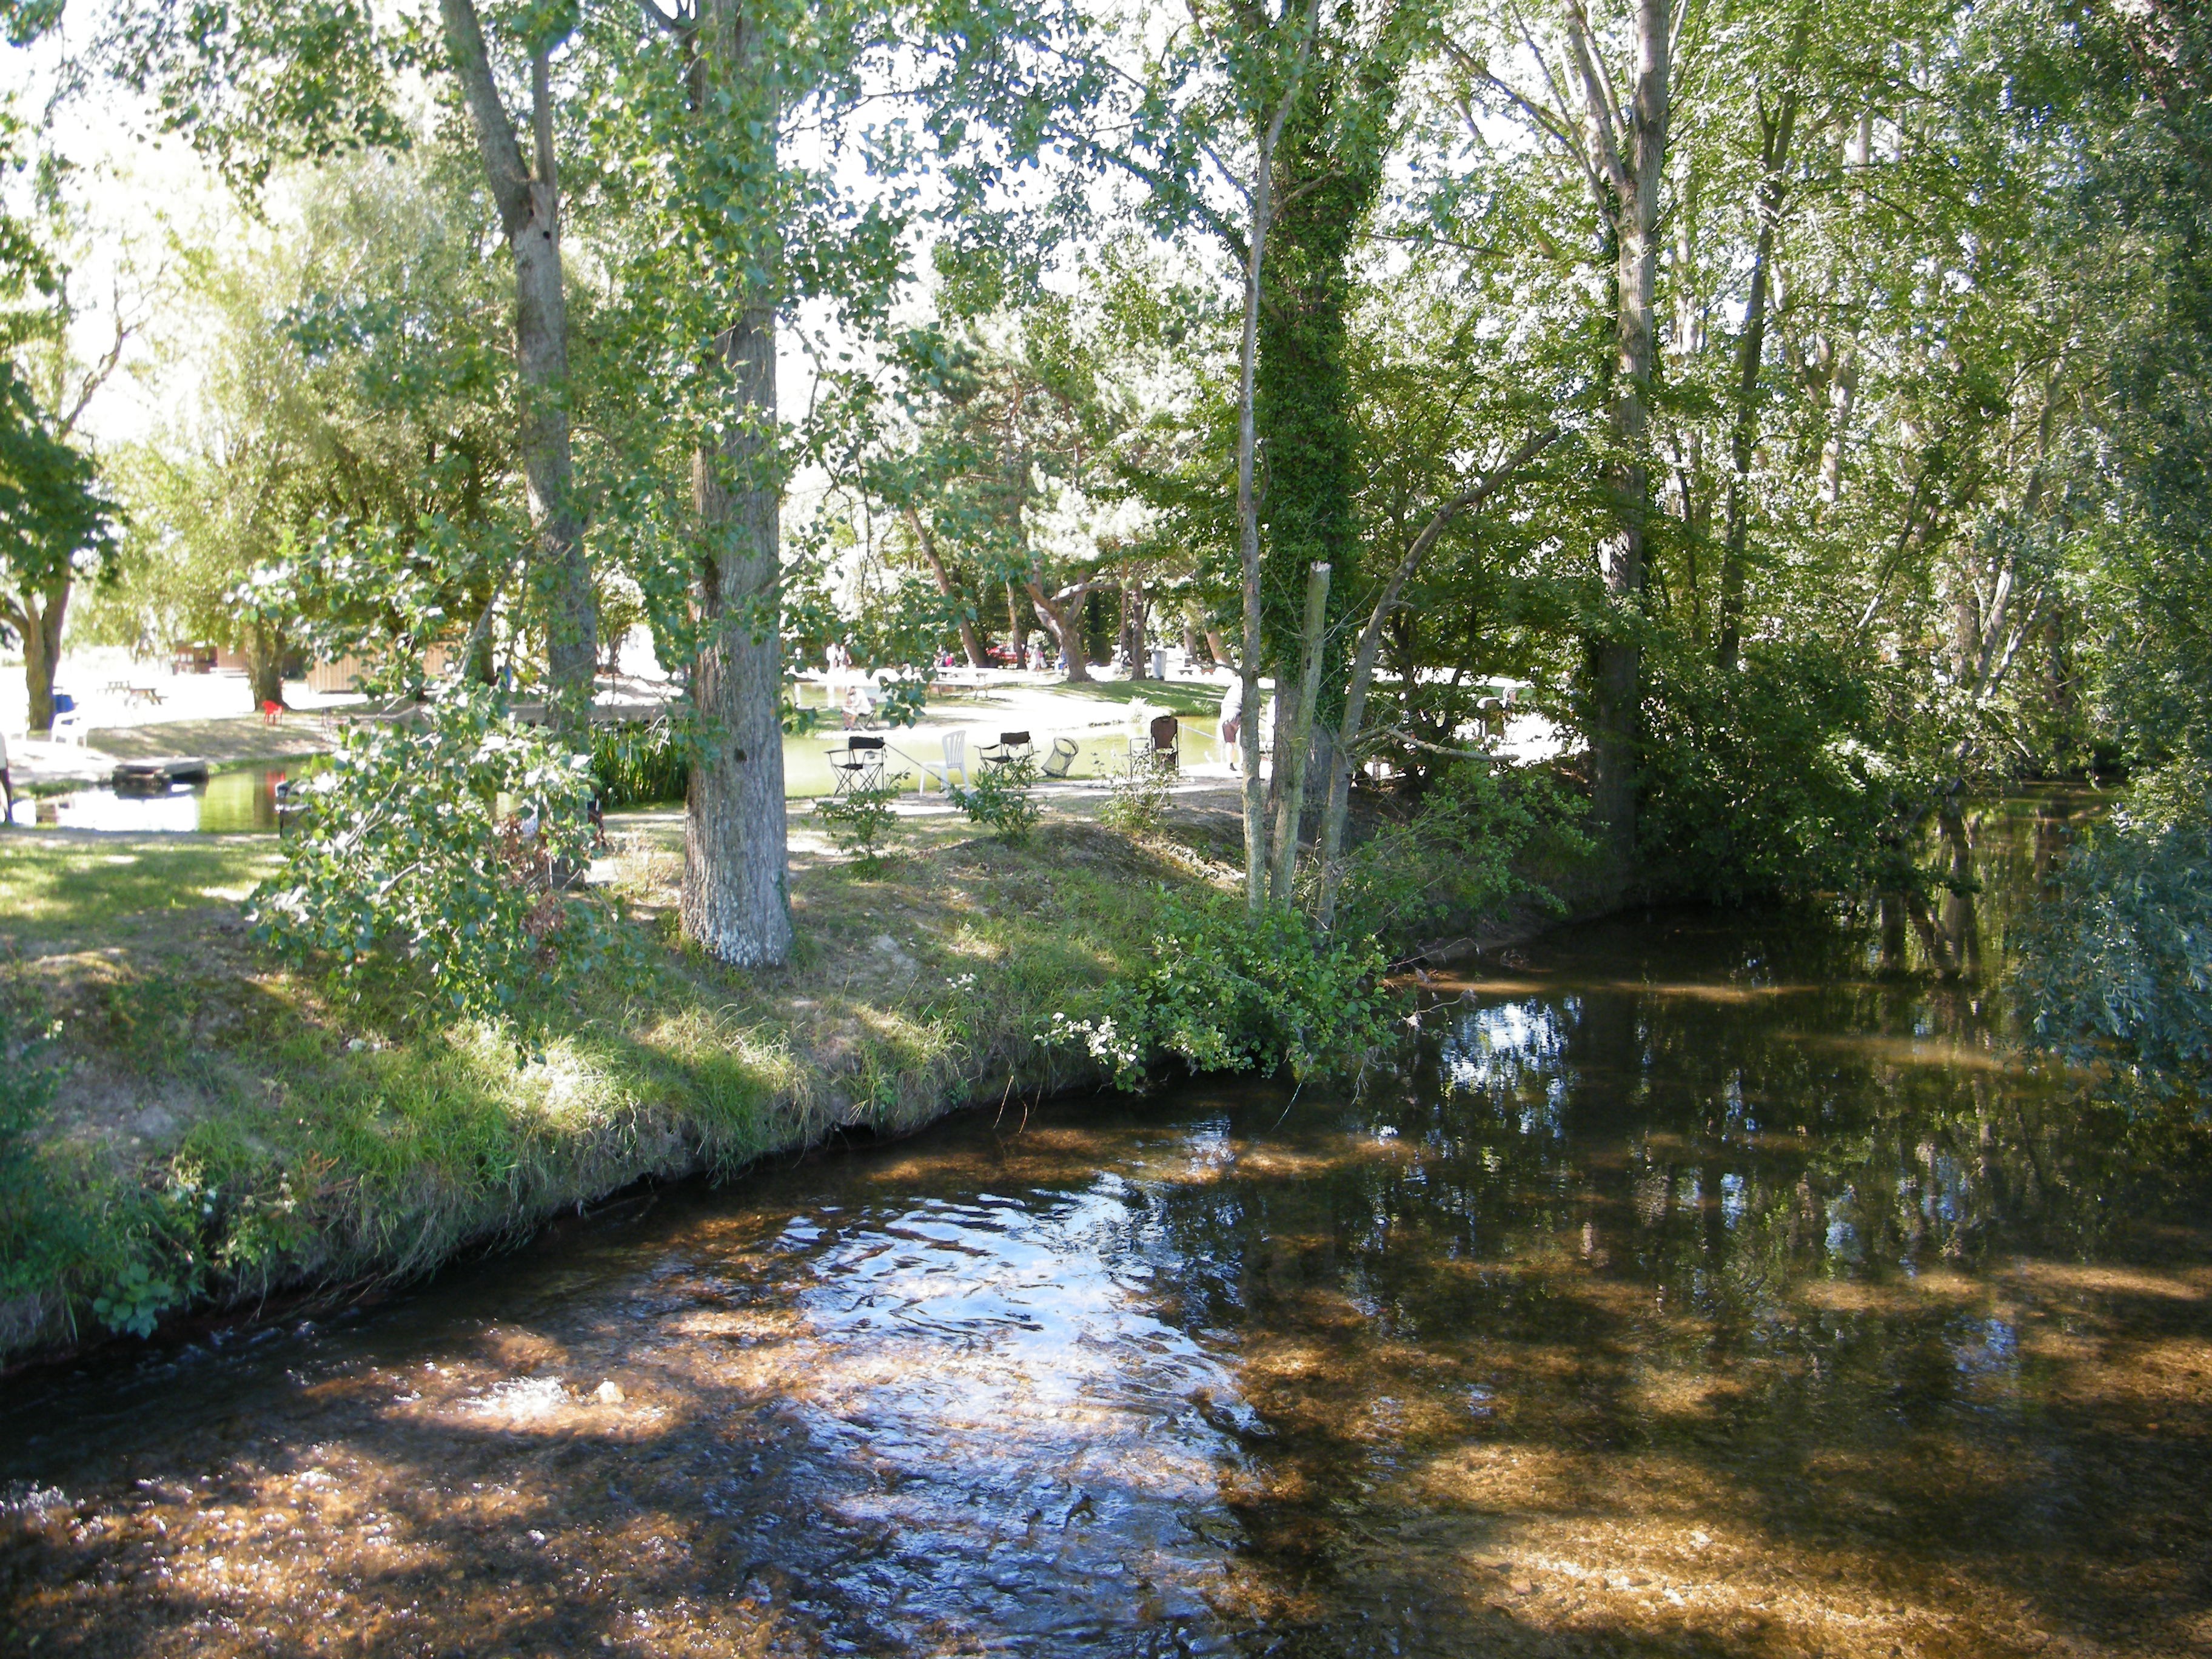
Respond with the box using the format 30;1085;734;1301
842;680;874;729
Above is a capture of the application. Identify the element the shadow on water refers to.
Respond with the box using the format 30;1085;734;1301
5;789;2210;1657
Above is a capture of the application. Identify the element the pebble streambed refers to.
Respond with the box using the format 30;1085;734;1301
4;793;2209;1657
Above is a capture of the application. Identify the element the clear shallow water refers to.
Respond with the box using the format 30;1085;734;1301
5;793;2210;1657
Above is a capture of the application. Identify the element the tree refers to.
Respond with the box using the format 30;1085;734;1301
110;0;598;708
436;0;597;714
1450;0;1680;878
0;127;124;730
101;153;522;709
0;363;117;729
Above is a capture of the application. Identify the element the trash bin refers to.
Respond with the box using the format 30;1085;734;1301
1150;645;1167;680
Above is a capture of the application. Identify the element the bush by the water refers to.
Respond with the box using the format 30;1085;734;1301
250;683;612;1025
1638;640;1936;900
2019;764;2212;1105
1046;896;1390;1090
1334;761;1589;943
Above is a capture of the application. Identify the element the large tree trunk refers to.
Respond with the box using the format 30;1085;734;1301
438;0;595;713
1715;85;1798;672
1567;0;1672;879
244;622;286;709
682;298;792;967
1267;560;1330;903
12;580;66;732
1024;578;1093;683
903;506;987;667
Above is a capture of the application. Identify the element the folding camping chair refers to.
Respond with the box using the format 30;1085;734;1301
827;734;888;796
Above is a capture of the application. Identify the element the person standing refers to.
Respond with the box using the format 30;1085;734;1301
1218;673;1242;773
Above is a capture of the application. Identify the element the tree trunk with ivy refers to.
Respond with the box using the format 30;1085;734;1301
1567;0;1672;879
1252;51;1400;895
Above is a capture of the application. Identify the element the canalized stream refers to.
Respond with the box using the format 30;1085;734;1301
5;793;2210;1657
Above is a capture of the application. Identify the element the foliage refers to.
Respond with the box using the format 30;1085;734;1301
89;1259;181;1339
1102;749;1176;835
591;717;689;808
1637;640;1940;902
97;153;517;697
2017;766;2212;1107
1333;762;1589;943
248;681;609;1025
1045;894;1390;1089
811;774;908;869
0;360;118;611
0;965;62;1299
948;752;1042;843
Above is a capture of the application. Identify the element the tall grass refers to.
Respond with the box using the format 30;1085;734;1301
591;719;690;808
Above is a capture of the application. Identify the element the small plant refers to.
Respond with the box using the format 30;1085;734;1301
948;754;1042;843
811;774;910;870
1102;751;1175;835
91;1261;181;1339
1044;895;1391;1089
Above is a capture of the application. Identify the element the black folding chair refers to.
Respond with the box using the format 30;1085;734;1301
828;734;888;796
979;730;1033;769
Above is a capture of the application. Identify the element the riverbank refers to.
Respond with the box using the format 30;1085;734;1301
0;807;1232;1369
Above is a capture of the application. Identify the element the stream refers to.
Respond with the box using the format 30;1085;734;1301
4;790;2208;1657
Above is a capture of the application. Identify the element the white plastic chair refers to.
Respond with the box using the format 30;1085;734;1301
917;728;968;795
50;711;89;746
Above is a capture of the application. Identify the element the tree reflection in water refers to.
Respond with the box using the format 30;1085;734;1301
4;791;2208;1657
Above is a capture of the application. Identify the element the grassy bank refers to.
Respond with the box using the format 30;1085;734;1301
0;812;1216;1367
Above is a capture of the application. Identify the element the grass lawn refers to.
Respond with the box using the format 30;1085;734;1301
1056;679;1227;719
0;809;1220;1364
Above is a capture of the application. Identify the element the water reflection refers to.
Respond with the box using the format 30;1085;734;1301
4;793;2208;1657
6;765;307;833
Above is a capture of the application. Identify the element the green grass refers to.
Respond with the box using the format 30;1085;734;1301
0;816;1211;1362
1056;679;1226;718
0;834;280;948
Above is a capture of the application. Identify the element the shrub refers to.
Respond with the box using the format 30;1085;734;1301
0;971;61;1300
949;752;1042;843
1046;895;1391;1089
1102;750;1176;836
811;774;909;870
1333;761;1589;943
2017;765;2212;1105
249;681;612;1025
1638;640;1940;901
